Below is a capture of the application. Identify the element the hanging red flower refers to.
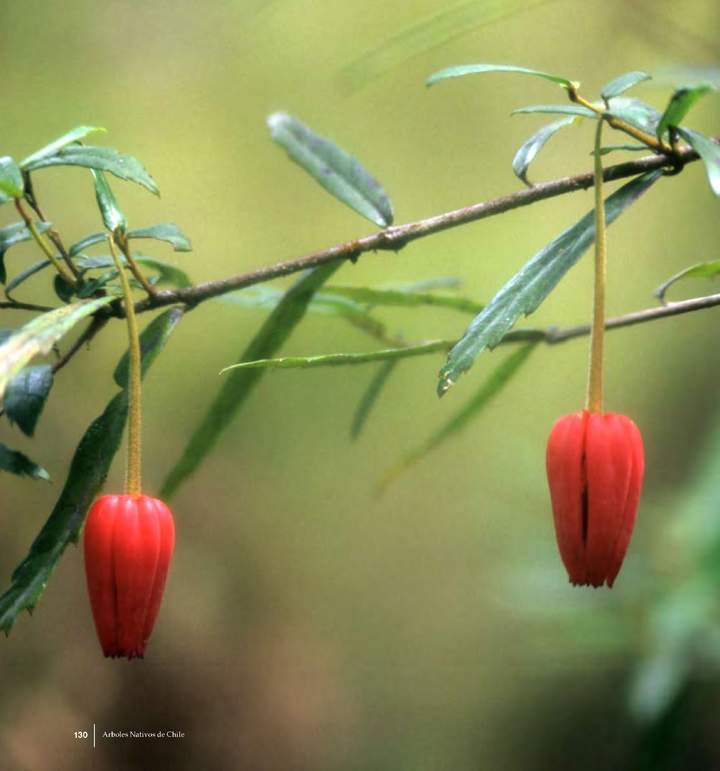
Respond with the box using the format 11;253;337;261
84;494;175;658
546;410;644;587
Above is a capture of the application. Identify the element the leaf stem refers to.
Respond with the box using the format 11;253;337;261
116;233;157;296
14;199;77;287
108;235;142;494
586;117;607;413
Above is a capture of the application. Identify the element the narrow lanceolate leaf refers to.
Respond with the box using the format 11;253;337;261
4;259;53;299
655;259;720;303
512;105;596;118
341;0;552;91
351;359;398;440
92;169;127;233
323;285;483;314
220;339;456;372
438;170;662;395
223;286;387;340
607;97;661;134
600;71;651;100
0;157;24;198
0;444;50;481
0;221;51;284
380;343;536;491
0;307;183;635
598;144;649;156
125;223;192;252
0;296;114;400
162;263;341;499
426;64;572;89
675;128;720;196
20;126;106;168
75;254;191;289
4;365;54;436
22;145;159;195
267;112;393;228
657;85;714;139
512;117;575;185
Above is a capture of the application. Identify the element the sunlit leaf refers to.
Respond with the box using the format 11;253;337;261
380;343;536;491
656;84;714;139
427;63;572;89
512;105;596;118
0;307;183;635
350;360;398;440
437;170;662;395
0;296;114;400
268;112;393;227
220;339;456;372
124;223;192;252
600;71;651;100
20;126;106;168
655;259;720;302
0;221;51;284
676;127;720;196
0;443;49;481
607;97;661;135
92;169;127;234
162;263;341;498
0;157;24;198
4;364;53;437
23;145;159;195
512;117;575;185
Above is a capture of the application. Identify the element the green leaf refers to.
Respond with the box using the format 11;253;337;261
22;145;159;195
512;105;596;118
162;263;341;498
114;309;187;388
0;307;183;635
657;85;714;139
125;223;192;252
0;443;49;481
598;144;649;156
92;169;127;233
322;285;483;314
380;343;536;491
654;259;720;302
606;97;661;134
0;157;24;198
4;259;53;299
600;71;651;100
426;63;572;89
4;365;53;436
0;221;52;284
675;128;720;196
75;254;191;289
267;112;393;228
0;190;10;206
53;274;76;304
341;0;554;91
0;296;114;400
219;339;456;372
512;117;575;185
437;170;662;395
68;232;106;257
350;359;398;440
20;126;106;168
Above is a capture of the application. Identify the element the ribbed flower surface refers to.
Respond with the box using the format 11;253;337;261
84;494;175;658
546;410;644;588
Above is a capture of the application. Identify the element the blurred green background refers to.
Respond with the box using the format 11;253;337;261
2;1;720;769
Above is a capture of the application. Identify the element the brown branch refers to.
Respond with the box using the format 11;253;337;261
133;146;698;314
52;315;109;374
0;300;56;312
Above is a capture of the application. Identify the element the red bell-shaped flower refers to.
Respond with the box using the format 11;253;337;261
84;494;175;658
546;410;644;588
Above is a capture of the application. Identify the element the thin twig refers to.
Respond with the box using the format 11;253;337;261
133;146;699;314
51;315;109;374
0;300;56;312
